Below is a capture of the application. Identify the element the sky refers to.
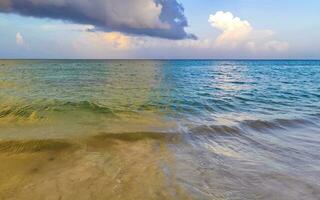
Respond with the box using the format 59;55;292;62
0;0;319;59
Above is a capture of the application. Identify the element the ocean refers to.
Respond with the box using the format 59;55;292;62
0;60;319;199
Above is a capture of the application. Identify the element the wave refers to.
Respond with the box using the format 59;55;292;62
54;101;114;114
0;100;115;121
0;131;179;154
241;117;319;131
189;116;319;136
91;131;180;142
190;124;243;136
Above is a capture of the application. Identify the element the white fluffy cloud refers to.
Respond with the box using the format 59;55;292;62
209;11;252;48
208;11;288;52
16;32;24;46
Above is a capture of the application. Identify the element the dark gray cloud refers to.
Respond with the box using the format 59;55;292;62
0;0;196;39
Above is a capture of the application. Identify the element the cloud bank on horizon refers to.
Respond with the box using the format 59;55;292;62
0;0;196;39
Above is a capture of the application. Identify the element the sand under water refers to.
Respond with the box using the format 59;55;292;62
0;60;320;199
0;132;192;200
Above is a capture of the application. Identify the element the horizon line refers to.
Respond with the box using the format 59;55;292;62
1;58;320;61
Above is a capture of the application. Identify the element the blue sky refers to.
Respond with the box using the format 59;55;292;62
0;0;319;59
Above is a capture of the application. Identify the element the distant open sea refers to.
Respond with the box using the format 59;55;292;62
0;60;319;200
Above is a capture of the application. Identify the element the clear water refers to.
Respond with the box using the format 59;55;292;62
0;60;320;199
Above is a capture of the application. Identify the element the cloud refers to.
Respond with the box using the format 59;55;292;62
68;26;288;59
41;24;95;32
88;32;133;50
0;0;195;40
208;11;288;52
209;11;252;48
16;32;24;46
247;40;289;52
6;10;288;59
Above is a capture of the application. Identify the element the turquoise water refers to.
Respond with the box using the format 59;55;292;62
0;60;320;199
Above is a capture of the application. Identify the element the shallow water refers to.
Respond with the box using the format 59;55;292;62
0;60;320;199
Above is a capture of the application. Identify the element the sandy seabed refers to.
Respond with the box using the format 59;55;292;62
0;132;193;200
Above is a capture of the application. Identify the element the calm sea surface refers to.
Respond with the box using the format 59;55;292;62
0;60;319;199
